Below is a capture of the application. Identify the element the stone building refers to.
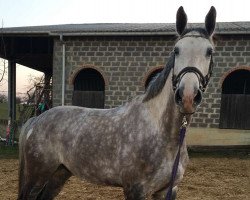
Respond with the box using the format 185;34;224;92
1;23;250;145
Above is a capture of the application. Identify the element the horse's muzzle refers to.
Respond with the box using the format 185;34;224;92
175;86;202;114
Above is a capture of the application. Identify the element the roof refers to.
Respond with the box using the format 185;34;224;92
1;22;250;36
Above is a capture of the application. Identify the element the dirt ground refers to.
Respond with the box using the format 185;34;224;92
0;153;249;200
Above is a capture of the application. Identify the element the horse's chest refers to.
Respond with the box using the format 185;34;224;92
152;149;188;190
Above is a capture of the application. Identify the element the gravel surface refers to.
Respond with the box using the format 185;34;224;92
0;154;249;200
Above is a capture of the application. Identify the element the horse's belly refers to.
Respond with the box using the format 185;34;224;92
63;157;122;187
76;169;122;186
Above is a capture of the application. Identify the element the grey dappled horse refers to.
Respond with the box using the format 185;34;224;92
18;6;216;200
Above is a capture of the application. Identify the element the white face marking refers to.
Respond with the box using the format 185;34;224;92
26;128;33;140
179;73;199;96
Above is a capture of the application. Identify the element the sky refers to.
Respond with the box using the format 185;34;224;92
0;0;250;95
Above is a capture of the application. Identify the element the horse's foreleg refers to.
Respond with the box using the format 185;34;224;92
37;164;72;200
123;183;146;200
152;186;178;200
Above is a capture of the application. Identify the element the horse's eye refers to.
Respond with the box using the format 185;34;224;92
206;47;213;57
174;47;179;55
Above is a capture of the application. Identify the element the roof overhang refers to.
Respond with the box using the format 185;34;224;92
1;22;250;72
1;22;250;37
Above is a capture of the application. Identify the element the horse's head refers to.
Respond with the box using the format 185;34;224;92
173;6;216;114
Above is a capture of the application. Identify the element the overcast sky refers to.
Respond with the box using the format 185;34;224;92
0;0;250;94
1;0;250;28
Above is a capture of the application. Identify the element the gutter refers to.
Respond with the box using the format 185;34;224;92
1;29;250;37
48;30;250;36
48;31;177;36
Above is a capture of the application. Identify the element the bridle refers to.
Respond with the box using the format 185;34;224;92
166;35;214;200
171;35;214;93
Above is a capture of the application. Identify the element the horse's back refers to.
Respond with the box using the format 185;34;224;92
19;105;121;157
20;106;86;140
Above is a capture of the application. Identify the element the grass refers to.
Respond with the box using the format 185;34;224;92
0;124;6;137
0;145;19;159
0;102;23;119
0;103;8;138
0;102;8;119
0;102;24;120
0;103;26;138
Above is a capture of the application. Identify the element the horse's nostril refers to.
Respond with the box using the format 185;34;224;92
175;88;183;105
194;89;202;105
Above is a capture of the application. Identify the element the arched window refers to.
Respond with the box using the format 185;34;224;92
72;68;105;108
219;69;250;129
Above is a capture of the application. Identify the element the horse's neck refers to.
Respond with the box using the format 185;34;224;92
145;76;183;140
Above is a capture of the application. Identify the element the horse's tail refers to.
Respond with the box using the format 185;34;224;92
18;117;36;199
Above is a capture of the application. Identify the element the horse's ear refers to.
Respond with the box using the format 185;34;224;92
205;6;217;36
176;6;187;35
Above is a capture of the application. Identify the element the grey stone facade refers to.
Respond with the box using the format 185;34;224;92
52;35;250;128
192;35;250;128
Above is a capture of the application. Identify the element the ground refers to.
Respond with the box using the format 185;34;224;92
0;148;249;200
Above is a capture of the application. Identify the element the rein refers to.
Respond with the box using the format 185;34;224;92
166;116;187;200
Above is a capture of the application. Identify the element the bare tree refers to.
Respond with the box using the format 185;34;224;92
0;59;6;84
18;74;47;124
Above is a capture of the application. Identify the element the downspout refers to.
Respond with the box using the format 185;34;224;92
60;34;65;106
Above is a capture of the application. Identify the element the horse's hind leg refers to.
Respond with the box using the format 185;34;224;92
18;168;55;200
18;175;47;200
18;157;62;200
152;186;177;200
37;164;72;200
17;161;47;200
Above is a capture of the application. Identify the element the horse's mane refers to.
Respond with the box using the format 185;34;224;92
143;53;174;102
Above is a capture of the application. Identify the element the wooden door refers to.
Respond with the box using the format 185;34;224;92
72;91;104;108
72;68;105;108
219;70;250;129
219;94;250;129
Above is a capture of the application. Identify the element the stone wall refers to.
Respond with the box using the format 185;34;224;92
52;35;250;128
53;36;175;107
191;35;250;128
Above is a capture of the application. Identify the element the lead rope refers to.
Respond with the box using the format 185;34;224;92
166;116;187;200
